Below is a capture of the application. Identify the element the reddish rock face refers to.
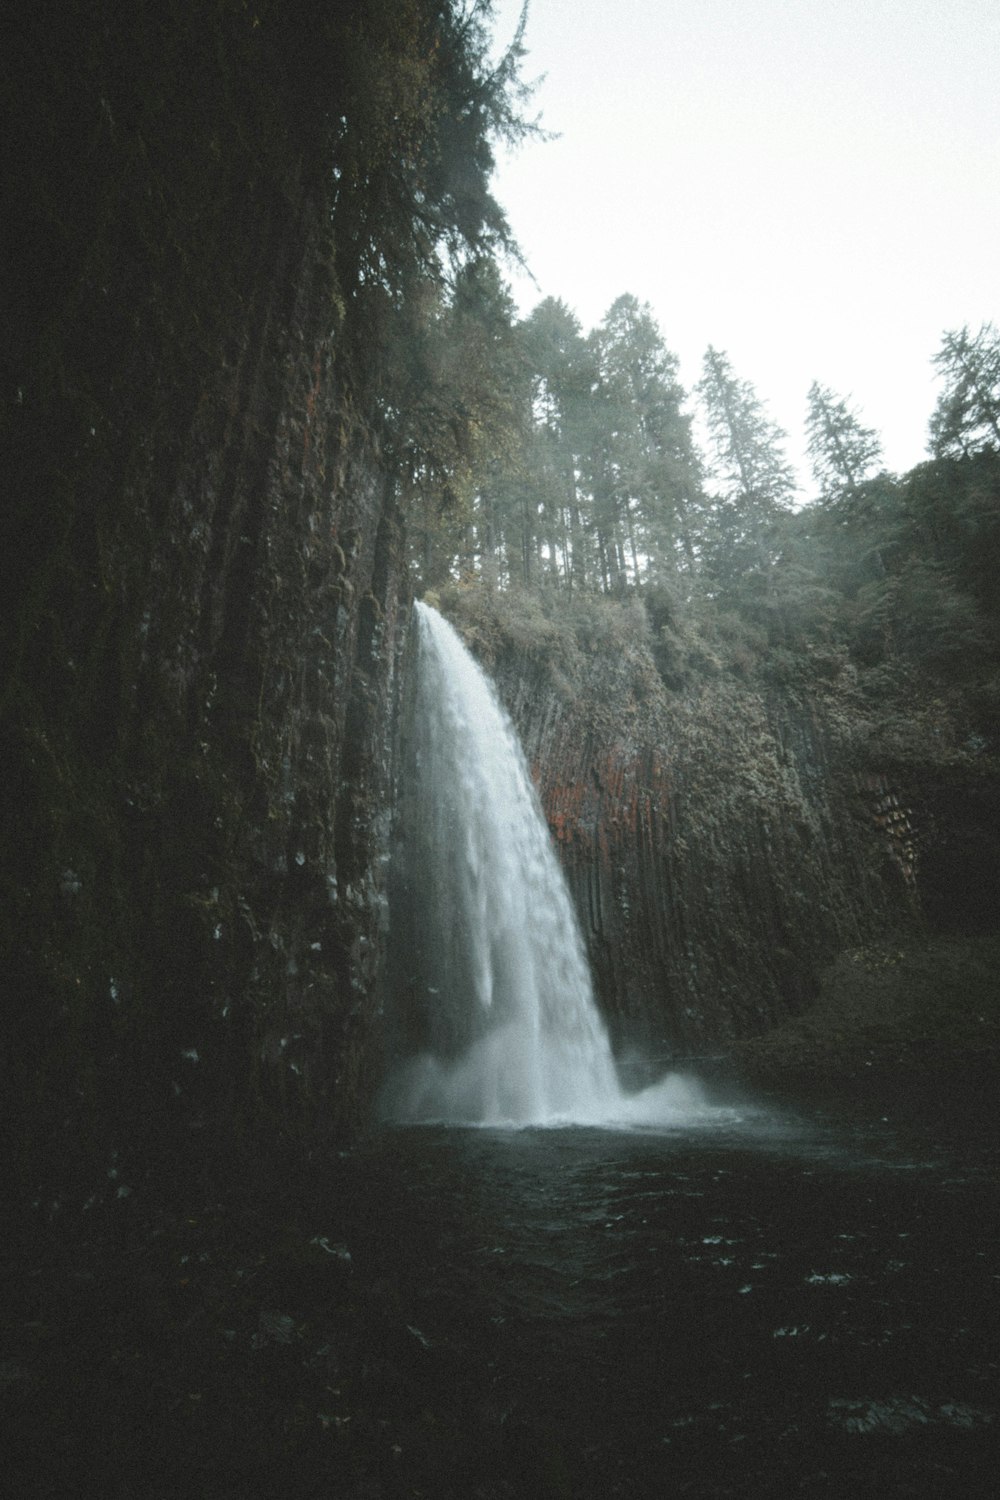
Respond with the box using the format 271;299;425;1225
477;629;929;1067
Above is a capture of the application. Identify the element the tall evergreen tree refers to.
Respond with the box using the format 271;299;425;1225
341;1;539;585
403;257;527;586
587;295;703;588
519;298;598;588
696;347;796;587
806;381;884;502
929;323;1000;458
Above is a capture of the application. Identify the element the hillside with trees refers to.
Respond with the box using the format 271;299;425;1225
415;302;1000;1084
411;293;1000;721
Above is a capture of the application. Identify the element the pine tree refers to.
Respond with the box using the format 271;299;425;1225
402;258;527;586
587;295;703;589
520;298;598;588
696;347;796;588
928;323;1000;458
806;381;884;502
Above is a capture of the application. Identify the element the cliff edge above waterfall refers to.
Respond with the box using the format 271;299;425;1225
429;578;1000;1091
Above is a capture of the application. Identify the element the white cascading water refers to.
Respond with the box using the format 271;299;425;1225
382;601;721;1128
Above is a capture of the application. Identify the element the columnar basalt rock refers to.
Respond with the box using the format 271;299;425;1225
459;607;953;1064
1;9;410;1171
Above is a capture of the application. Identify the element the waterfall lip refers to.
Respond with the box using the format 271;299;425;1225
385;602;751;1132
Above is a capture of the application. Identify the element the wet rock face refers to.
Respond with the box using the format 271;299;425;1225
487;636;923;1061
5;211;406;1152
909;774;1000;934
2;17;408;1161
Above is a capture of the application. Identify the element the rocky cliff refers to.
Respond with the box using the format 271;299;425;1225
2;3;412;1183
436;587;1000;1071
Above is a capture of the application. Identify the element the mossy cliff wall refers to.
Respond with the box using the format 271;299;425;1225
2;4;409;1172
439;591;1000;1065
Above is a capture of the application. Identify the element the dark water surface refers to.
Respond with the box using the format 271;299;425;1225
8;1090;998;1496
342;1095;999;1496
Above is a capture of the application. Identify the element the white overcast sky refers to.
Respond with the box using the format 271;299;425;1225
488;0;999;493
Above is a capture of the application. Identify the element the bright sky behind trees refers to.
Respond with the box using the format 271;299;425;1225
490;0;999;493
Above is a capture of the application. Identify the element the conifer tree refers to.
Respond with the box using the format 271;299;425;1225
587;295;703;588
520;298;597;588
403;258;527;585
696;347;796;587
805;381;884;502
928;323;1000;458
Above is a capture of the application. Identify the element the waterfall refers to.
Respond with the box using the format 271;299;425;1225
382;602;718;1128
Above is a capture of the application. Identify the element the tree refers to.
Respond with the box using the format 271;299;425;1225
401;257;527;586
325;1;537;438
328;2;539;584
696;347;796;588
586;295;703;590
929;323;1000;458
519;298;598;588
328;1;535;294
806;381;884;503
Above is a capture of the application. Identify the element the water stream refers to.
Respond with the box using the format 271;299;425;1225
383;601;721;1127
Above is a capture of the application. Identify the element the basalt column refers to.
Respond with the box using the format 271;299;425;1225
2;5;409;1173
